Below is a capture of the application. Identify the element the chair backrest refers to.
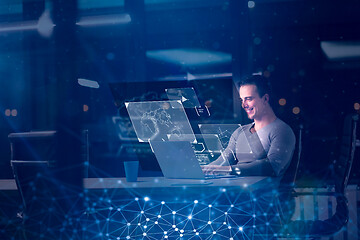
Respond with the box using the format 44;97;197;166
335;113;358;194
8;131;58;211
283;113;358;237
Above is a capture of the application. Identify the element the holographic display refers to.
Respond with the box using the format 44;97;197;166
165;87;201;108
125;100;196;143
198;124;242;149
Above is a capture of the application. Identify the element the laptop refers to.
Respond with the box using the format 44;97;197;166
149;140;233;179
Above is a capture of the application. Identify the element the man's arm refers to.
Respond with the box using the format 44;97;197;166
234;123;296;177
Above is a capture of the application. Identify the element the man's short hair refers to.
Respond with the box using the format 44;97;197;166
238;74;272;98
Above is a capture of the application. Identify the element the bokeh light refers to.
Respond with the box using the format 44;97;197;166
292;107;300;114
279;98;286;106
11;109;18;116
354;102;360;111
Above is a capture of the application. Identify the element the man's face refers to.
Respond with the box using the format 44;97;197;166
239;84;267;120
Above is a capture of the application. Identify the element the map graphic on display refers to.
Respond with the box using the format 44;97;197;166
125;100;196;143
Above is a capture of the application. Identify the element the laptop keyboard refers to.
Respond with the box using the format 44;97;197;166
195;153;211;165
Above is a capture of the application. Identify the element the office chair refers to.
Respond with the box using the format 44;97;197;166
277;113;358;239
9;130;88;239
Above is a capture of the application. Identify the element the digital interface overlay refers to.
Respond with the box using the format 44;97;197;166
125;100;196;143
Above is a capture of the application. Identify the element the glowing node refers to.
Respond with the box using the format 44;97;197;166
188;215;192;220
127;223;130;226
180;234;183;237
118;208;121;212
109;207;113;210
172;225;176;228
146;218;150;222
279;98;286;106
135;197;139;201
243;183;248;188
144;226;147;229
161;201;165;204
180;230;184;233
213;231;216;234
196;232;199;235
194;200;198;204
164;231;168;234
155;221;158;224
266;222;269;226
292;107;300;114
230;204;234;208
208;204;212;208
208;221;212;225
239;226;243;232
138;223;141;226
158;215;161;218
225;212;228;215
175;228;179;231
141;211;144;214
172;211;176;215
143;233;147;236
144;197;150;202
223;222;226;225
230;238;234;240
252;214;256;218
248;1;255;8
193;229;197;232
228;226;231;229
164;236;168;239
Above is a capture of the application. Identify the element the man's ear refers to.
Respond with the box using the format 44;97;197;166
263;94;269;104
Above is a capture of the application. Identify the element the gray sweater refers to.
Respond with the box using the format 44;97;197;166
220;118;296;176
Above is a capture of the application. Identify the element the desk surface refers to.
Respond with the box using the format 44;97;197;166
83;176;271;190
0;176;272;191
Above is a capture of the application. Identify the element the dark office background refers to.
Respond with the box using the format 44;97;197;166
0;0;359;185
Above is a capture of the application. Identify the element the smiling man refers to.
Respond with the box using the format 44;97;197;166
206;74;296;177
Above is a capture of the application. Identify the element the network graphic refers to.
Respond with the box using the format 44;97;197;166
83;184;282;240
125;100;196;143
2;165;358;239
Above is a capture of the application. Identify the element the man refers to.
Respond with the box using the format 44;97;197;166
206;74;296;177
